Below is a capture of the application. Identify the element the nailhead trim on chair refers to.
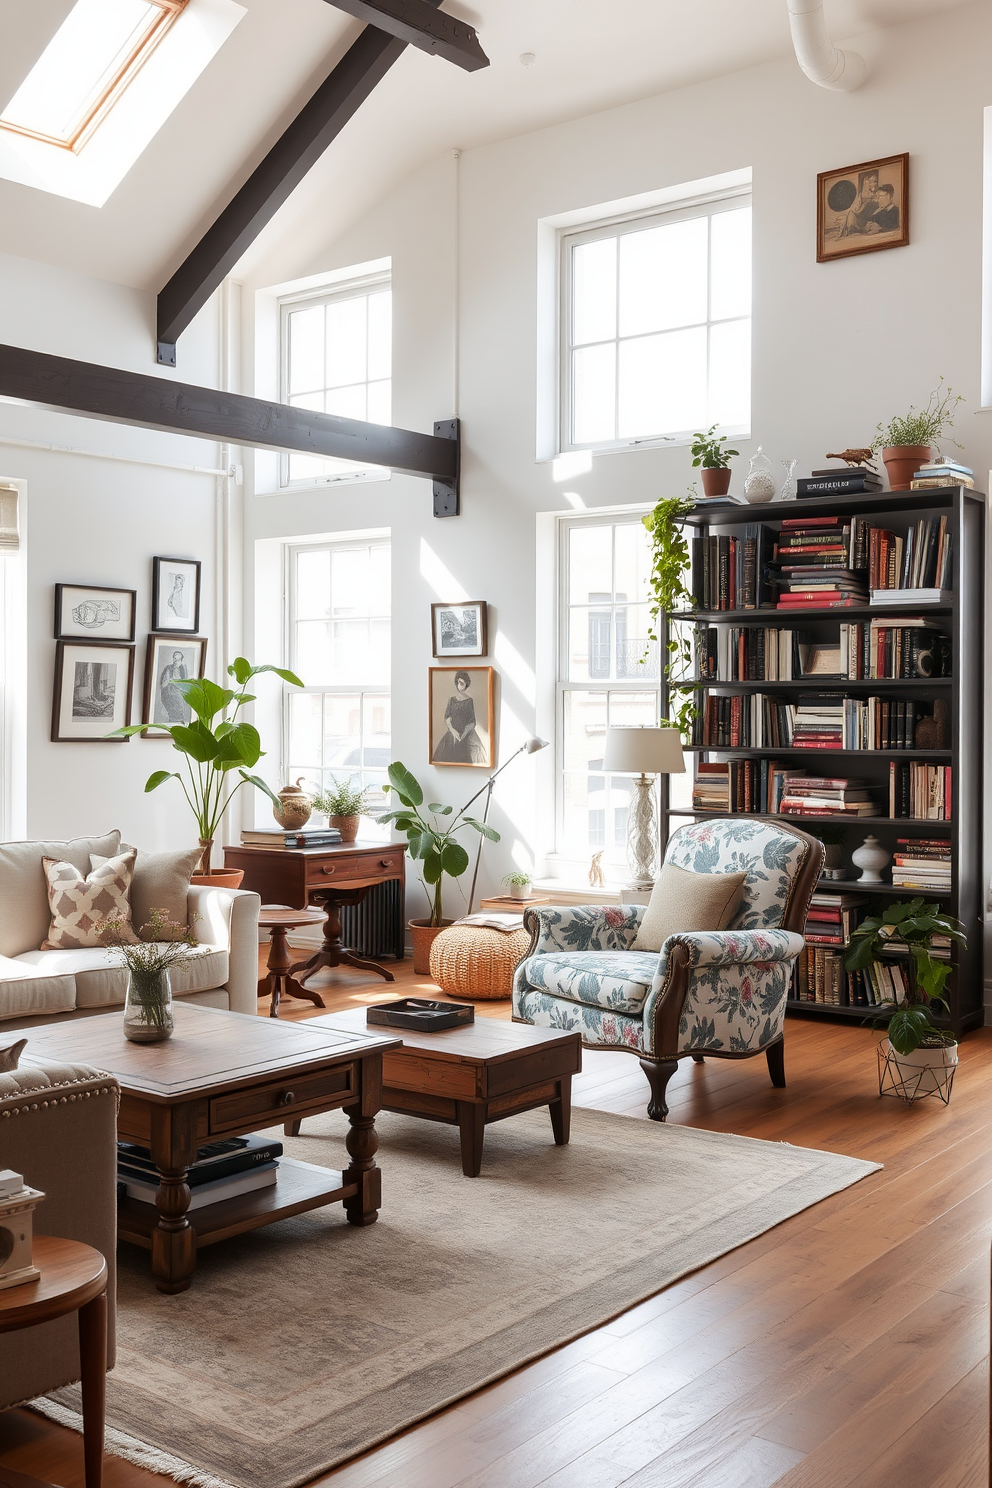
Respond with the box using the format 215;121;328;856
0;1082;120;1119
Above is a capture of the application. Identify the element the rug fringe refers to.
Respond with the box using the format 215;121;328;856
29;1397;238;1488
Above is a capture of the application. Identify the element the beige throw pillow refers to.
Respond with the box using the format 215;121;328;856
0;831;122;957
0;1038;26;1072
91;847;199;940
632;862;748;953
41;850;138;950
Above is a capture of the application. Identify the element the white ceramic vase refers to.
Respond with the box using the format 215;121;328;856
851;834;890;883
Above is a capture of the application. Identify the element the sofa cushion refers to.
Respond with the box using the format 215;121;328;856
0;957;77;1021
13;945;229;1009
632;862;747;953
42;850;138;950
0;832;122;957
91;847;201;938
519;951;660;1014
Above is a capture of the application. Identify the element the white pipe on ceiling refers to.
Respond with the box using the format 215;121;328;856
787;0;866;91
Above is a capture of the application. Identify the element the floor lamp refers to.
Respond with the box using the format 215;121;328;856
602;726;686;892
463;736;549;913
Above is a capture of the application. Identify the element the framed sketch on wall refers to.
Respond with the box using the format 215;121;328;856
431;601;488;658
142;634;208;737
52;641;134;742
152;556;201;633
817;153;909;262
429;666;495;768
54;584;136;641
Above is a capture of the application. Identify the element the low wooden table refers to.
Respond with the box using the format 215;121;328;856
0;1236;107;1488
302;1010;581;1177
23;1006;400;1295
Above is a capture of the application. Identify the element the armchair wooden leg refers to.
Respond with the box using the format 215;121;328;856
691;1053;705;1064
640;1058;678;1122
765;1038;786;1089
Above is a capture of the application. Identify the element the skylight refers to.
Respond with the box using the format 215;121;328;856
0;0;187;152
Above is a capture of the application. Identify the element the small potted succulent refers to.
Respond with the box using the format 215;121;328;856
690;425;739;498
872;380;963;491
501;871;533;902
312;778;373;844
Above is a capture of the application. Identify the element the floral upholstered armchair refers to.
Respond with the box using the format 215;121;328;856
512;819;823;1120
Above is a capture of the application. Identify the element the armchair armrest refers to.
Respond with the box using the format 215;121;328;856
187;886;260;1015
523;904;644;955
660;928;805;968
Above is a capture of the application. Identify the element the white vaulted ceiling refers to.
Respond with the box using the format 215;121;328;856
0;0;975;292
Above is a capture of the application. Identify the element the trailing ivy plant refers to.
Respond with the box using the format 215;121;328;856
641;490;698;739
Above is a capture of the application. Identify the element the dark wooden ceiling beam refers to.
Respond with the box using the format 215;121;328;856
321;0;488;71
0;343;458;487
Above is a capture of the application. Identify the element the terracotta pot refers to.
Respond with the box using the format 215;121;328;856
330;813;361;844
882;445;931;492
700;467;732;498
191;870;244;889
409;918;454;976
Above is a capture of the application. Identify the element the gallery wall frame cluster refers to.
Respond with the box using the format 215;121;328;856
429;601;497;768
51;558;206;743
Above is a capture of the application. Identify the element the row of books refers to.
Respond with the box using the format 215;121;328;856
696;626;811;681
690;526;772;611
694;694;797;749
866;516;951;593
117;1134;283;1210
890;837;951;888
240;826;341;849
693;693;936;750
839;618;949;679
791;948;909;1009
888;764;952;821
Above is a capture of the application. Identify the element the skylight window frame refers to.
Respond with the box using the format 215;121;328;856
0;0;189;154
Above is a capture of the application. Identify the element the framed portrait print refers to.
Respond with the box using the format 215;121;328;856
54;583;136;642
152;556;201;634
429;666;495;768
142;634;208;737
51;641;134;742
431;601;488;658
817;153;909;262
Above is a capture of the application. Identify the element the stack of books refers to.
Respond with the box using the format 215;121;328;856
696;694;797;748
796;467;882;498
839;618;949;679
773;518;868;610
117;1135;282;1210
241;826;342;849
692;761;730;811
779;776;876;817
910;458;974;490
803;892;868;947
690;525;774;611
792;696;844;749
888;762;952;819
891;838;952;889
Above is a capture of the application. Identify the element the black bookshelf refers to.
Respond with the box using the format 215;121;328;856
663;485;984;1036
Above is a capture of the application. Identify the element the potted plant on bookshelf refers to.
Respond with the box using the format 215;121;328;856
642;490;697;739
501;870;533;901
380;761;500;973
312;778;373;844
690;425;739;498
872;380;963;492
845;899;966;1104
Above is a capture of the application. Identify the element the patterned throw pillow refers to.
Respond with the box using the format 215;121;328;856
41;850;139;950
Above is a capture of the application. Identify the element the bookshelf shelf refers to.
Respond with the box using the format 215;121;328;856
663;486;983;1036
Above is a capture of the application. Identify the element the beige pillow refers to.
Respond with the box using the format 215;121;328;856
0;1038;26;1072
91;847;199;940
0;831;121;957
632;862;748;953
41;850;138;950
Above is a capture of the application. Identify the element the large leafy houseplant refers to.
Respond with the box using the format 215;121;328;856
845;899;966;1055
380;761;499;925
114;657;303;873
642;491;698;738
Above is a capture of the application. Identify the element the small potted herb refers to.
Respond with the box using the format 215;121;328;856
501;871;533;902
690;425;739;498
845;899;966;1104
872;380;963;491
312;778;373;843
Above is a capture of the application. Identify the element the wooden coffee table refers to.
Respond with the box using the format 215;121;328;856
23;1005;400;1295
302;1010;581;1177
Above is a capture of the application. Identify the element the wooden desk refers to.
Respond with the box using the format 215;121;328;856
224;842;407;961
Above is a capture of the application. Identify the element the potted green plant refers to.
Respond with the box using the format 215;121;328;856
380;761;499;973
113;657;303;883
690;425;739;498
312;778;373;844
642;491;697;739
501;870;533;902
845;898;966;1103
872;380;963;491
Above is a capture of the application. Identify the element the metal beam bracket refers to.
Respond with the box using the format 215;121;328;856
432;418;460;517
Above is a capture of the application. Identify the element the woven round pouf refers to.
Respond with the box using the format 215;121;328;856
429;923;532;1001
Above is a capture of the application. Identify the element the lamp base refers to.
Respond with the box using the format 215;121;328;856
625;773;658;893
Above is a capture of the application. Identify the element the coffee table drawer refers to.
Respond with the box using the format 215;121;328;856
210;1064;355;1132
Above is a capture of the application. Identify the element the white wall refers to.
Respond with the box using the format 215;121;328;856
241;1;992;940
0;248;225;849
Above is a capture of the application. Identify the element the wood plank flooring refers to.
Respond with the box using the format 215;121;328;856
2;954;989;1488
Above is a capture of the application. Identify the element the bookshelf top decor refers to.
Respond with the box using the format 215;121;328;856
680;485;982;528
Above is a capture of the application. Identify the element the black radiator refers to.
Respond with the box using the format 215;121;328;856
339;877;405;960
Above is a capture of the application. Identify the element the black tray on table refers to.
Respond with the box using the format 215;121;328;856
366;998;475;1031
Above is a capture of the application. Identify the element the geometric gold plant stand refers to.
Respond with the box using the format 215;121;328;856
877;1040;957;1106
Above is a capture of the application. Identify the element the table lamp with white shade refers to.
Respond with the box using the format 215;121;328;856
601;726;686;891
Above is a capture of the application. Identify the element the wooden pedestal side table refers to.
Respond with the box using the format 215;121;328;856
258;908;326;1017
0;1237;108;1488
291;880;396;988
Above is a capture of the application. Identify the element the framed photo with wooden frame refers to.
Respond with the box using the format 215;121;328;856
817;153;909;262
429;666;495;768
142;634;208;737
152;556;201;633
51;640;134;742
431;601;488;658
54;583;136;641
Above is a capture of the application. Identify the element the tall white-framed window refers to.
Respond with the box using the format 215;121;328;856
0;481;25;841
284;536;391;830
560;190;751;453
279;269;391;489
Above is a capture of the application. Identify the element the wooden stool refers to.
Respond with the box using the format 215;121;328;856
258;908;326;1017
0;1236;108;1488
290;880;395;989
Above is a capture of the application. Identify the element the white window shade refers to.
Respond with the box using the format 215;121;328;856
0;485;19;553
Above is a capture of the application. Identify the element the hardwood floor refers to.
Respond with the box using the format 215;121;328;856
3;954;989;1488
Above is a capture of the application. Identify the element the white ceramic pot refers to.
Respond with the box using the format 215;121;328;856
883;1037;959;1096
508;882;531;901
852;834;890;883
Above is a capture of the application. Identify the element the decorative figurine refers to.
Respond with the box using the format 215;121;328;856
743;447;776;504
273;778;313;830
588;851;605;888
825;448;877;471
0;1172;44;1291
851;835;891;884
779;458;798;501
915;699;949;750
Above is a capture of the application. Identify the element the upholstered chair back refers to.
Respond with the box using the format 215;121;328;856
662;819;815;932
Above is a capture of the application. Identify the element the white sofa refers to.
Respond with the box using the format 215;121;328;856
0;832;260;1028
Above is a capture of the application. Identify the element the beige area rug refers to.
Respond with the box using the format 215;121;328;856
38;1107;879;1488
